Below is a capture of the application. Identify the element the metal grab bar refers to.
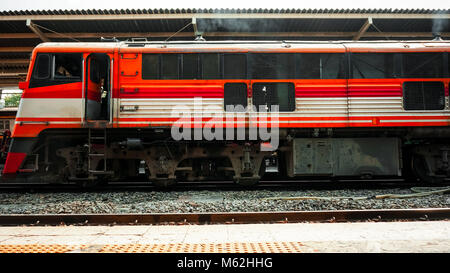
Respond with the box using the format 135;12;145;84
19;121;50;126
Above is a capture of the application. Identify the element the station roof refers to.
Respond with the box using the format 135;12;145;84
0;8;449;87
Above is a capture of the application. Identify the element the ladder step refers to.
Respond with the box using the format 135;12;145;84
88;128;108;173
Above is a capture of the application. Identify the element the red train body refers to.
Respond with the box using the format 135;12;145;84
2;40;450;185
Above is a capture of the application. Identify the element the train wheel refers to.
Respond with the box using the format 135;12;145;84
411;155;444;184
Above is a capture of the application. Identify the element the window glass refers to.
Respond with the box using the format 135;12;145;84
403;81;445;110
402;53;443;78
161;54;179;79
224;54;246;79
202;53;221;79
273;83;295;111
297;53;345;79
142;54;159;79
89;58;100;84
33;54;50;79
224;83;247;111
252;82;295;112
182;54;199;79
351;53;395;79
53;53;82;79
250;53;295;79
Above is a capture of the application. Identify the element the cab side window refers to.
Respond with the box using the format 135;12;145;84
30;53;82;88
34;54;51;79
54;54;82;79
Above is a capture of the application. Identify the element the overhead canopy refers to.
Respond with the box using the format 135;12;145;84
0;8;449;87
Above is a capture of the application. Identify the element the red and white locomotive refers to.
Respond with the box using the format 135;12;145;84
2;40;450;186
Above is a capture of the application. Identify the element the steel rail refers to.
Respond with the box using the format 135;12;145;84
0;208;449;226
0;179;441;192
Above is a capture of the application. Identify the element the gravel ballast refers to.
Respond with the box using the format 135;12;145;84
0;188;449;214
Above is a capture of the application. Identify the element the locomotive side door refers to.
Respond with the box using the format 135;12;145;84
85;53;111;121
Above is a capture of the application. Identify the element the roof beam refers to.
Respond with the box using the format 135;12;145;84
0;32;448;40
0;70;28;75
0;59;30;65
0;73;27;87
353;17;373;41
204;31;448;38
26;19;50;42
192;17;201;37
0;73;27;78
1;13;449;21
0;47;34;53
0;82;22;88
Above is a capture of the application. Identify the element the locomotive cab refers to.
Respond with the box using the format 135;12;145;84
1;44;116;180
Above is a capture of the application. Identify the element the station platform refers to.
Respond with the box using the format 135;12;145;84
0;221;449;253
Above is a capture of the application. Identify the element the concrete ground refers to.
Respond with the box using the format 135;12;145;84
0;221;449;253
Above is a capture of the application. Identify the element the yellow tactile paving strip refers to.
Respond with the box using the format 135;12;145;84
0;242;304;253
0;244;79;253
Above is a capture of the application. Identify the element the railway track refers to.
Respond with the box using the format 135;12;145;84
0;178;447;192
0;208;449;226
